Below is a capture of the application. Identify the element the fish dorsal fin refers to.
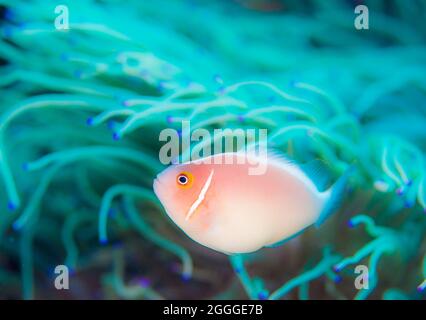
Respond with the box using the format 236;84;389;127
266;148;295;166
244;145;295;165
243;146;331;192
266;151;332;192
299;159;332;192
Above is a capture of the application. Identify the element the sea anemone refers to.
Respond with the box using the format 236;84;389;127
0;0;425;299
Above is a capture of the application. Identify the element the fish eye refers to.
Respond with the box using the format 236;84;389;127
178;174;188;185
176;172;193;188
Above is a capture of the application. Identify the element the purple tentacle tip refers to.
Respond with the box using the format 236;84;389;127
405;179;412;186
5;9;15;21
396;187;404;196
12;221;20;231
417;286;424;293
74;70;83;79
121;100;130;107
334;275;342;283
258;291;268;300
157;81;166;91
7;201;16;211
268;95;276;102
99;238;108;245
185;80;195;88
237;115;245;122
181;273;191;282
166;115;173;124
22;163;29;171
3;27;13;38
289;80;297;87
404;201;413;208
60;53;69;61
333;265;341;273
347;220;354;228
112;132;121;141
213;74;223;84
86;117;94;126
217;86;226;95
107;120;116;130
108;209;116;217
139;277;151;288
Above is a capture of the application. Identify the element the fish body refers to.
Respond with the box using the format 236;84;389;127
153;152;347;255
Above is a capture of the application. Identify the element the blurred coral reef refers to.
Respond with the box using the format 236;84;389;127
0;0;425;299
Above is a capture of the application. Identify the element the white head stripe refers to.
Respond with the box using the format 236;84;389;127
185;169;215;221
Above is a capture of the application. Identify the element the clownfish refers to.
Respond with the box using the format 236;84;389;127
153;151;351;255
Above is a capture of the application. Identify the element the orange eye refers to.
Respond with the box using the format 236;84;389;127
176;172;193;188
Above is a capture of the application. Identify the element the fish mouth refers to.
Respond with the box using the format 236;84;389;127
153;178;161;193
153;177;167;202
152;178;174;220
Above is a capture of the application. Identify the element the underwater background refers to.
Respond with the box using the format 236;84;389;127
0;0;425;300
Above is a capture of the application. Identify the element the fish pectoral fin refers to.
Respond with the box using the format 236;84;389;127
300;159;332;192
315;165;355;227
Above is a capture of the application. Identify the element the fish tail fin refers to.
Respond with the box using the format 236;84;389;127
315;165;355;227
